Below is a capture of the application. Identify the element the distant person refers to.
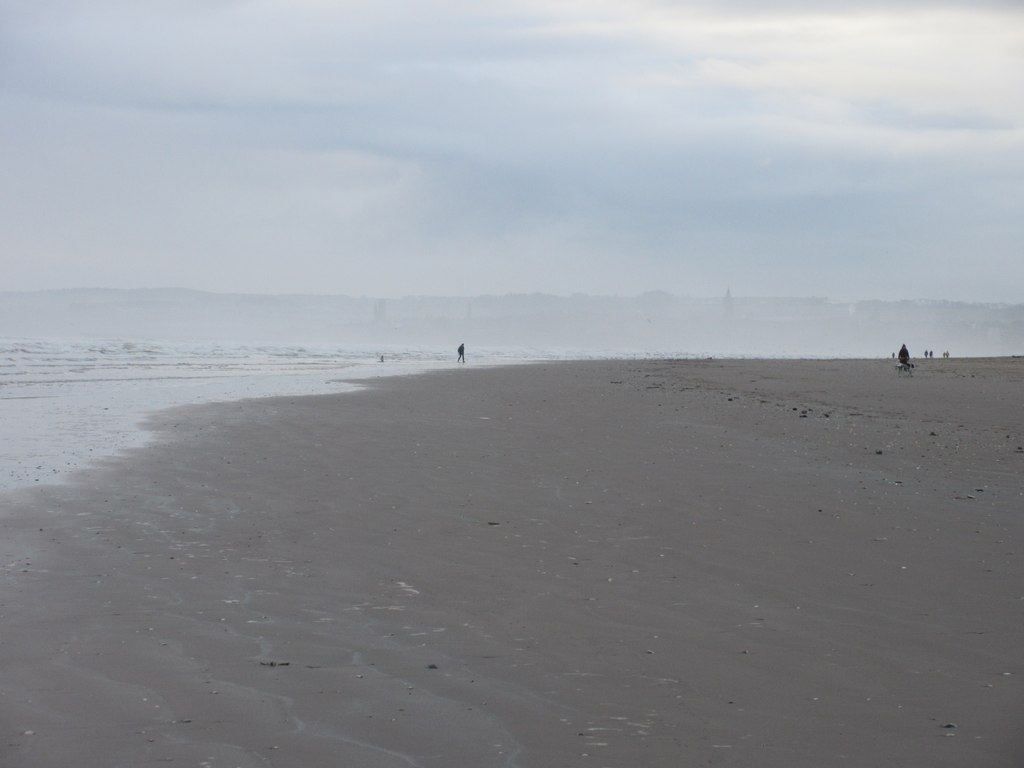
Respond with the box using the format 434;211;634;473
457;343;465;363
898;344;910;366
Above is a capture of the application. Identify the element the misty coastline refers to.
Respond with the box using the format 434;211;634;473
2;288;1021;358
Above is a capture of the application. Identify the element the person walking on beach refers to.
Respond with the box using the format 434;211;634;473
898;344;910;366
457;343;465;363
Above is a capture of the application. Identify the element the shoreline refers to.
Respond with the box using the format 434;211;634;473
0;339;492;492
3;346;1016;494
2;358;1022;766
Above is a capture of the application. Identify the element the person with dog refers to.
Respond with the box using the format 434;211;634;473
898;344;910;366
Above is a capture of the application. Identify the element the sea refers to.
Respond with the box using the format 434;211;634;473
0;338;580;492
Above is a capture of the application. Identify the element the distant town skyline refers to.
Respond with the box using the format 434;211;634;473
2;1;1022;302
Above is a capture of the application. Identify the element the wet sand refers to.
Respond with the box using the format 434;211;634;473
2;358;1023;767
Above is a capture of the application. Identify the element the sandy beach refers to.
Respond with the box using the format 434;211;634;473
1;357;1022;767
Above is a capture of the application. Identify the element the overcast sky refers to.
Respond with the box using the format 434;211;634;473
1;1;1021;301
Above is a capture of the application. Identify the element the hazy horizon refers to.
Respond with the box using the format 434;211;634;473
3;2;1022;303
3;288;1021;359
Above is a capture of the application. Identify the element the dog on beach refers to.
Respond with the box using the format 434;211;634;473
896;361;914;376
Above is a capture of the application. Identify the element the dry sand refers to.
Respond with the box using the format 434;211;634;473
1;358;1022;767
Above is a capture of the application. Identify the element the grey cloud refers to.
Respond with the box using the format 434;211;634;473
1;1;1022;301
